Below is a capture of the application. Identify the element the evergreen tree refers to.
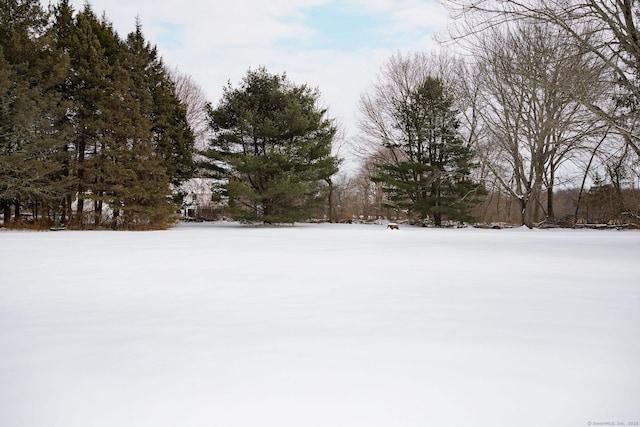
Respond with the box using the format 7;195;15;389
93;61;174;230
124;22;194;188
0;0;69;225
52;2;114;226
204;68;339;223
0;0;191;229
373;77;483;226
52;3;176;229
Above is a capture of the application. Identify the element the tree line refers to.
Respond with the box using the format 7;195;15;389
2;0;639;229
343;0;640;228
1;0;194;229
1;0;341;228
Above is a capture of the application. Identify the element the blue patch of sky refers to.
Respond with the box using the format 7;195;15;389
279;3;392;51
155;22;184;49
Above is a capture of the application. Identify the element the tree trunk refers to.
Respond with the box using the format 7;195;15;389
325;178;334;222
76;190;84;227
575;132;607;222
14;200;20;221
76;141;86;228
547;187;554;222
533;197;542;225
64;195;72;225
547;167;555;222
523;191;539;229
434;212;442;227
519;197;527;227
112;209;120;230
2;201;10;224
94;198;102;227
612;170;626;219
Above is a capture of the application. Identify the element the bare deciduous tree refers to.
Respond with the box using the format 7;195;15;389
441;0;640;157
356;52;461;157
474;21;606;227
356;52;483;225
171;69;211;153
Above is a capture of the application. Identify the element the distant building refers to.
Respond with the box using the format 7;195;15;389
179;178;227;221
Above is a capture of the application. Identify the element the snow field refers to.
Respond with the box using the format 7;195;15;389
1;223;638;427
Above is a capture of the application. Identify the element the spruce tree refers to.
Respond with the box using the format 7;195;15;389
124;22;194;188
373;77;483;226
0;0;69;225
95;61;173;230
204;68;339;223
52;3;177;229
52;2;114;226
0;1;191;229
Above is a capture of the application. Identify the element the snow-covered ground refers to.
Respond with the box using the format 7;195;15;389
1;223;638;427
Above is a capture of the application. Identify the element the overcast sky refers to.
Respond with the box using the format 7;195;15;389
51;0;449;167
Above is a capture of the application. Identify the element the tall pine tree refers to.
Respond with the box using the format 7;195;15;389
0;0;69;225
52;3;178;229
52;2;113;226
0;0;194;229
94;60;173;230
124;22;194;189
204;68;339;223
373;77;483;226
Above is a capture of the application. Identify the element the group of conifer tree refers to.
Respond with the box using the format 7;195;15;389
0;0;194;229
2;0;486;229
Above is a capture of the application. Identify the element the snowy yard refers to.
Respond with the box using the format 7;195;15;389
1;223;638;427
